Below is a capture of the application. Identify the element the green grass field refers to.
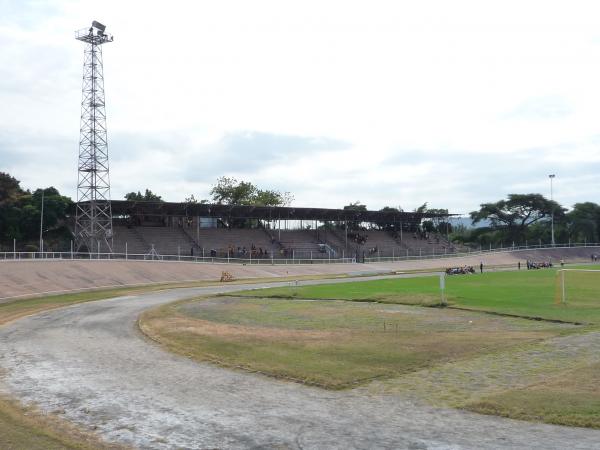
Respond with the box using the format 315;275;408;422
237;267;600;324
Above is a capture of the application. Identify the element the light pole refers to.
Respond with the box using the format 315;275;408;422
549;174;556;246
39;189;45;253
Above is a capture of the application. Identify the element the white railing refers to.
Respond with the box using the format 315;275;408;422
1;242;599;265
363;242;600;263
0;250;355;265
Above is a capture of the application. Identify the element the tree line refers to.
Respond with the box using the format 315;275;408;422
1;170;599;249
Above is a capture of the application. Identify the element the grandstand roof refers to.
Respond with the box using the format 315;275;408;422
108;201;454;224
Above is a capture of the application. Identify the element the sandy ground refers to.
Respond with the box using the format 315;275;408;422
1;246;598;300
1;279;599;450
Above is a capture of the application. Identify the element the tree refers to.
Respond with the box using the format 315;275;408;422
343;201;367;211
124;189;163;202
0;172;23;207
253;189;293;206
343;202;367;230
0;172;72;245
414;202;428;213
209;177;293;206
470;194;564;242
567;202;600;242
375;206;400;230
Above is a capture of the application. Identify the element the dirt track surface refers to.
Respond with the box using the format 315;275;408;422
1;280;600;450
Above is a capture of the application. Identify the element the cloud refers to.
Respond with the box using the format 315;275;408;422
180;130;350;180
503;96;574;120
3;1;600;215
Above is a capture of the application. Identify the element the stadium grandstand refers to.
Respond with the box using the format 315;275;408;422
107;200;456;261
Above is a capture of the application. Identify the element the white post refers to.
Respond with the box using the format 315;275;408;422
70;240;73;259
561;269;566;304
440;272;446;306
549;174;556;246
178;245;181;261
97;240;100;258
13;238;16;259
126;242;128;260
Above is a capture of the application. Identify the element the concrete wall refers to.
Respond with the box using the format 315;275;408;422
1;246;598;301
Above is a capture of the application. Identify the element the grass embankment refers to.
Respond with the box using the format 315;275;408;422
140;296;571;389
0;394;126;450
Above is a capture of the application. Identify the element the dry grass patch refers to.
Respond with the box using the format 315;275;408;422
140;296;572;389
466;362;600;428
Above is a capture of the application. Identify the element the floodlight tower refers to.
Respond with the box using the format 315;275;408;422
74;21;114;253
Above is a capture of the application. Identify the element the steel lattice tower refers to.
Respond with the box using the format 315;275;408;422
74;21;114;253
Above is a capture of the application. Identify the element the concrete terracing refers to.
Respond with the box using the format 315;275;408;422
1;246;598;300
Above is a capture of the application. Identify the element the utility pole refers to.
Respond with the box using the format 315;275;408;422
39;189;44;253
549;174;556;246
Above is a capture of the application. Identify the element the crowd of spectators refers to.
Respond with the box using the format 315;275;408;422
526;260;553;269
367;245;378;255
206;245;272;258
446;266;476;275
348;232;368;245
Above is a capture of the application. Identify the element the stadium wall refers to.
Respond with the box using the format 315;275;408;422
1;246;598;301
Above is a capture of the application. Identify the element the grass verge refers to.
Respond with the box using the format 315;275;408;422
0;393;127;450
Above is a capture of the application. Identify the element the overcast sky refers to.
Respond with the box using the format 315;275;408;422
1;0;600;214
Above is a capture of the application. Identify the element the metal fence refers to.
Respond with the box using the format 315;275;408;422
1;242;599;265
0;250;355;265
363;242;600;263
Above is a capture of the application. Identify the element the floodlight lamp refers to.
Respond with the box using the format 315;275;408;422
549;174;556;179
92;21;106;32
